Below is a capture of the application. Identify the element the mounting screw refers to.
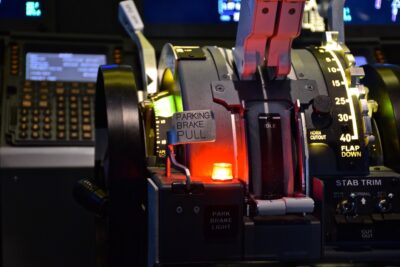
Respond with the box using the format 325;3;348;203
215;84;225;92
222;74;230;80
176;206;183;214
193;206;200;214
305;84;314;91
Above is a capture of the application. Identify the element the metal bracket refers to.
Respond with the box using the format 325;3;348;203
327;0;345;44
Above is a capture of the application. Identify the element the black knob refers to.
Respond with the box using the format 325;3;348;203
73;179;108;216
311;95;333;129
377;198;392;213
337;199;355;215
312;95;333;115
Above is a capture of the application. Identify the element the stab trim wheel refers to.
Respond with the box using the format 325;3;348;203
95;64;146;182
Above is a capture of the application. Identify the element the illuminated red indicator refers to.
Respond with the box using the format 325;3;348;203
211;163;233;181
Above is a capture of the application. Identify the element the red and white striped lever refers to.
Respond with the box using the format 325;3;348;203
234;0;306;80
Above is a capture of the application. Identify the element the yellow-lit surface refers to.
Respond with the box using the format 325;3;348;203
211;163;233;181
326;49;359;140
160;68;175;93
309;142;329;152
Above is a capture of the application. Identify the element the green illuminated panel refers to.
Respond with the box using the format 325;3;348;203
154;95;176;118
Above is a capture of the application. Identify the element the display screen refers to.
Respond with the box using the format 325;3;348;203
0;0;42;18
144;0;400;25
219;0;241;22
355;56;368;67
25;52;106;82
345;0;400;24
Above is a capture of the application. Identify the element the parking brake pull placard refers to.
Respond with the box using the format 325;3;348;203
171;110;216;144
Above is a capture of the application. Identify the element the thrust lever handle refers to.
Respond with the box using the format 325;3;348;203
234;0;306;80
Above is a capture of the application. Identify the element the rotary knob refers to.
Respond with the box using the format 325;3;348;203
377;198;392;213
337;198;356;215
312;95;333;115
312;95;333;129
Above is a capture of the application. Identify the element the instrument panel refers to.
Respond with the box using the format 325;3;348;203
2;1;400;267
1;33;130;147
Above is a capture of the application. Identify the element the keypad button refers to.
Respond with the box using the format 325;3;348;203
40;94;48;101
56;82;63;87
82;124;92;132
23;87;33;93
70;96;78;102
70;110;78;117
71;88;80;95
31;131;40;139
23;94;32;100
57;125;66;131
83;117;91;124
43;132;51;139
86;89;95;95
57;96;65;102
83;132;92;139
72;82;79;88
43;124;51;131
70;103;78;110
43;116;51;123
32;109;40;116
57;132;66;139
21;109;28;115
82;103;91;110
39;101;49;108
82;96;90;103
82;110;91;117
31;124;40;131
57;117;65;124
32;116;40;123
22;100;32;108
43;109;51;116
19;131;28;139
19;123;28;131
20;116;28;123
56;88;65;95
57;102;65;109
57;110;65;117
70;117;78;124
40;88;49;94
70;124;78;131
70;132;79;139
87;82;95;88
